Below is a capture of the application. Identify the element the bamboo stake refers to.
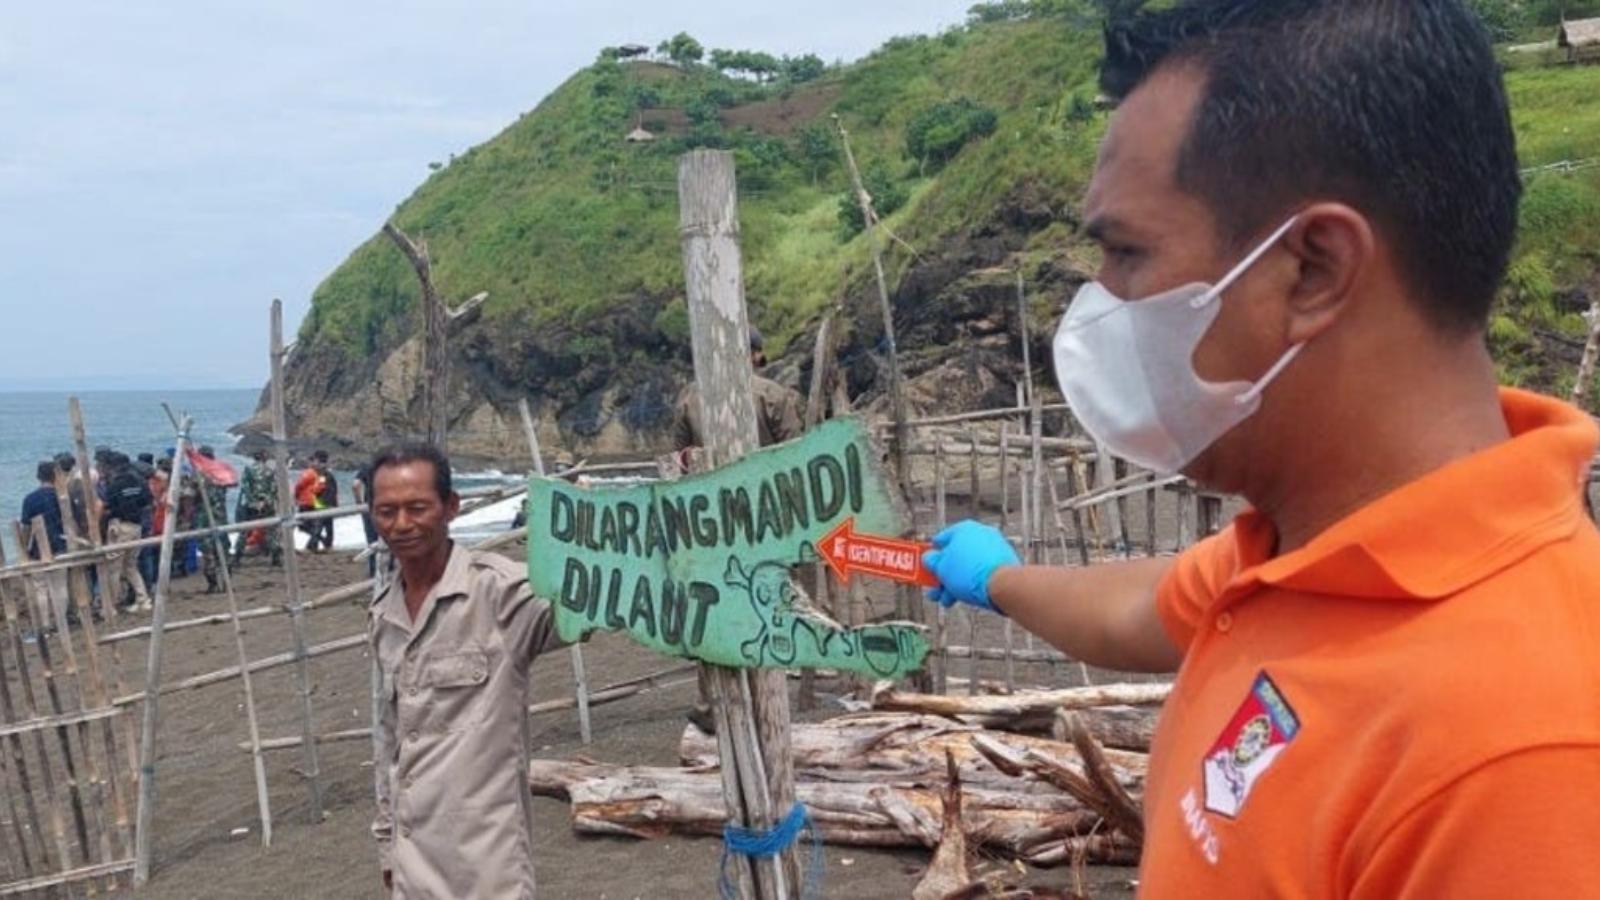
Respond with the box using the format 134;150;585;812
113;634;367;708
518;398;593;744
1144;473;1158;558
966;427;980;698
0;549;76;881
70;398;143;791
1572;294;1600;410
875;403;1071;431
797;313;836;712
679;149;796;899
998;426;1015;691
26;521;114;879
0;711;35;881
933;442;948;695
267;301;325;828
833;116;910;503
49;468;133;873
171;413;273;848
15;536;109;900
97;579;370;646
833;376;867;698
0;564;53;877
834;117;927;692
132;413;196;885
0;858;135;897
1175;483;1196;552
1112;460;1133;560
0;669;36;880
252;665;700;753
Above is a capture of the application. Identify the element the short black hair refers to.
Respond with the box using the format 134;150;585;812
137;452;155;465
367;443;454;505
55;453;75;473
1101;0;1520;332
312;450;329;463
37;461;57;484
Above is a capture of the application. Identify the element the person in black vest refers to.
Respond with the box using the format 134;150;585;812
104;453;155;612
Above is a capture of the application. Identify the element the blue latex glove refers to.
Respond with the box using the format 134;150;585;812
921;520;1020;613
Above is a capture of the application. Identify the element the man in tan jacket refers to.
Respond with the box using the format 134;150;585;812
367;443;566;898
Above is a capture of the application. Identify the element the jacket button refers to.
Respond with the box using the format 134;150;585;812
406;730;418;743
1215;611;1234;633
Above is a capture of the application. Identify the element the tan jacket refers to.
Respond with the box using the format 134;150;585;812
672;375;806;450
370;543;564;899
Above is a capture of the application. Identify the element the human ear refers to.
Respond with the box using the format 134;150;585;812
1281;203;1374;345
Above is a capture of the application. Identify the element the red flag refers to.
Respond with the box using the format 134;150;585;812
186;449;239;487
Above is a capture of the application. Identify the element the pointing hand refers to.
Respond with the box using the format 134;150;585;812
921;520;1020;613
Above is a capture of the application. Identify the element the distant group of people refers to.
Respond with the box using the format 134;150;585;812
17;444;370;631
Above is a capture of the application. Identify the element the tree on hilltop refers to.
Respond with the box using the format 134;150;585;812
658;32;705;66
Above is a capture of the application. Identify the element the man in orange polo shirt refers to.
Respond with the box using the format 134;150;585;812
922;1;1600;897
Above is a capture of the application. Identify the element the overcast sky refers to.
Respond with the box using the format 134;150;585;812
0;1;973;392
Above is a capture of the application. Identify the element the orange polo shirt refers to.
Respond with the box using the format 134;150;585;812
1141;388;1600;899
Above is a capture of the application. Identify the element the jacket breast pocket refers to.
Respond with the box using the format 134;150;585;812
417;649;491;734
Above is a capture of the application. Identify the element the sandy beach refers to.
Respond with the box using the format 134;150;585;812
112;542;1136;900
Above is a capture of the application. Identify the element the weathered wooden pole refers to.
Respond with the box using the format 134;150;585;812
678;148;798;900
269;299;326;825
834;117;927;688
517;398;593;745
797;314;837;712
132;414;192;885
382;222;488;451
383;221;450;448
832;117;910;500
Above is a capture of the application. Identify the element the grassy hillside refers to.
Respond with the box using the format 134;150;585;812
291;11;1600;409
294;17;1103;371
1497;62;1600;398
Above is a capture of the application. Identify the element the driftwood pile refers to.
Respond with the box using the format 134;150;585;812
527;681;1169;881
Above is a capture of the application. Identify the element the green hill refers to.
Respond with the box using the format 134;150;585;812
271;9;1600;462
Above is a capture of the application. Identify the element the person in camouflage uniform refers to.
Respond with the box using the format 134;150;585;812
195;446;232;593
233;449;281;567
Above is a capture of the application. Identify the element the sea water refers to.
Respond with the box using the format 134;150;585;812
0;388;525;560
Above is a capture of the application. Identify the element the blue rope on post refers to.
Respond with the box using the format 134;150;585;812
718;802;825;900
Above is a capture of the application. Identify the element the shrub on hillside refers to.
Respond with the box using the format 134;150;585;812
905;98;999;172
837;162;909;237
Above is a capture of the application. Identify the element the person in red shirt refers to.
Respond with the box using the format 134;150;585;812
294;451;330;553
922;1;1600;897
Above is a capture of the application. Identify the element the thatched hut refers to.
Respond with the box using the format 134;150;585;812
1559;17;1600;64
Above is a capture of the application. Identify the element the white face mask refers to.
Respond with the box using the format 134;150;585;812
1053;217;1302;475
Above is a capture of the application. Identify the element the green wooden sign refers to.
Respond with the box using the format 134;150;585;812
526;418;929;677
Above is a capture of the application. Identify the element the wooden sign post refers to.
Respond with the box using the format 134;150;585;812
528;420;930;677
684;149;791;899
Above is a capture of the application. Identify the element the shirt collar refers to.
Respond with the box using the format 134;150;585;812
1224;388;1597;602
377;541;473;634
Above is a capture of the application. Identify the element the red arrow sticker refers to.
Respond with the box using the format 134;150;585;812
819;517;939;589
